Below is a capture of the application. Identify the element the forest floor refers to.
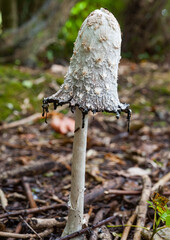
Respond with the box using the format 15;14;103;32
0;61;169;240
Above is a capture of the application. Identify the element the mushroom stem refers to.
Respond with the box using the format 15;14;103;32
62;107;88;239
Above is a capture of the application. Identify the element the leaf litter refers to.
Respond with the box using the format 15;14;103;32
0;61;169;239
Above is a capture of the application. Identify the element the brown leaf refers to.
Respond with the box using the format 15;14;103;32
104;153;125;165
51;113;75;134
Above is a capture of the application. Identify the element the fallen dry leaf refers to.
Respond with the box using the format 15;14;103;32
104;153;125;165
51;113;75;134
127;167;151;176
0;189;8;210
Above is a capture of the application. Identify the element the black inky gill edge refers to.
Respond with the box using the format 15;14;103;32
42;97;131;132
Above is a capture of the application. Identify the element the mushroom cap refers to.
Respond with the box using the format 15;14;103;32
44;8;129;116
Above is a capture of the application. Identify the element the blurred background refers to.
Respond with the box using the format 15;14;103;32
0;0;169;66
0;0;169;123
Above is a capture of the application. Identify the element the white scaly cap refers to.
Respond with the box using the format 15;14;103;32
43;8;131;128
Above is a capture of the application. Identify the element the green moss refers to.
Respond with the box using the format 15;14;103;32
131;104;143;113
56;78;64;85
132;73;144;84
151;86;170;95
53;132;62;139
60;109;69;115
0;65;63;122
153;121;167;127
0;65;31;80
130;71;170;112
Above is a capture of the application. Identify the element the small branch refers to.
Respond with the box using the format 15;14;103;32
0;110;66;131
106;189;141;195
0;203;67;219
0;113;42;130
0;188;8;210
121;209;137;240
19;216;42;240
22;177;37;209
107;189;170;196
12;178;39;237
152;172;170;192
0;161;56;180
0;228;53;239
133;175;152;240
55;215;116;240
84;177;124;205
27;217;66;229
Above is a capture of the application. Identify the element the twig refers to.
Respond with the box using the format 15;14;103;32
19;216;42;239
27;217;66;229
22;177;37;209
0;113;42;130
0;161;56;180
107;190;170;196
0;108;67;131
0;140;71;153
12;178;39;238
84;177;124;204
105;189;141;195
55;215;116;240
0;228;53;239
152;172;170;192
0;203;67;219
133;175;152;240
0;188;8;210
121;209;137;240
51;195;66;204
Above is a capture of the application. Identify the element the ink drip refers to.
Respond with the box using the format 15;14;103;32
42;97;131;132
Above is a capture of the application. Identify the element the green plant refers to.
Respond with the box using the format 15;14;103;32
107;192;170;240
46;0;127;61
147;192;170;239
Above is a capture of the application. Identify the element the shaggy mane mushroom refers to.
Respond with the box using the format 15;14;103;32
42;8;131;239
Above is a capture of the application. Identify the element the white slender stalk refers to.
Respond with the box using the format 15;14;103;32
62;107;88;239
